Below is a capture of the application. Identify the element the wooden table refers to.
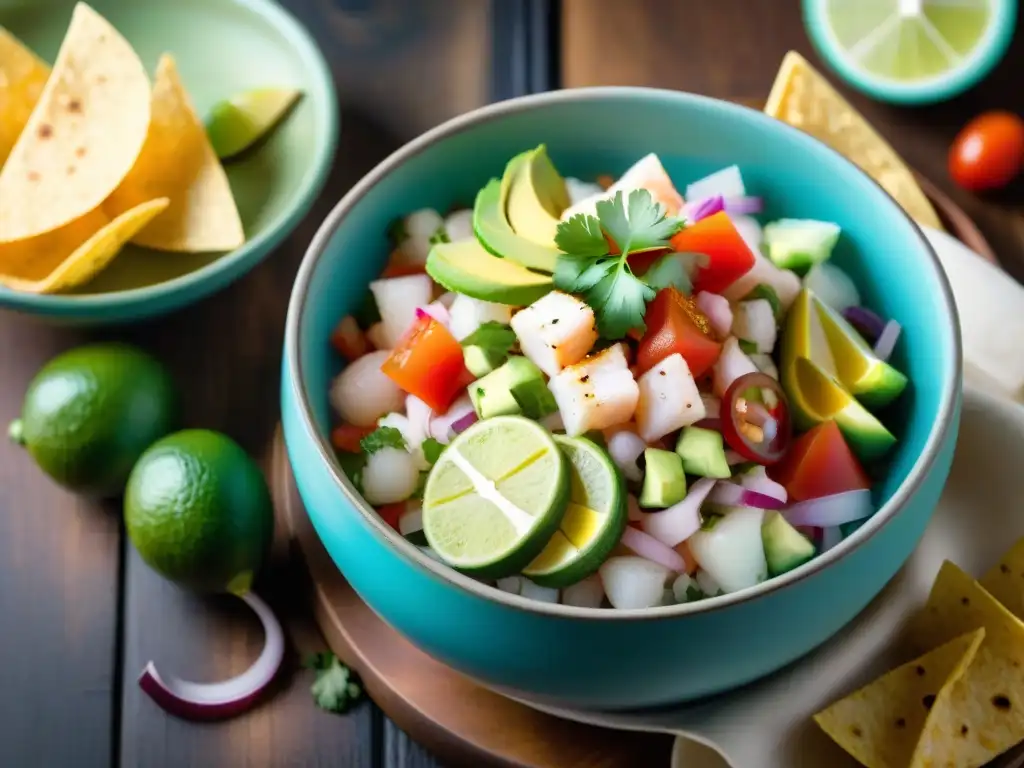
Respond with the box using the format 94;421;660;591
1;2;1022;767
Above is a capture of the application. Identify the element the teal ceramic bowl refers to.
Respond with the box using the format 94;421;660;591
282;88;961;710
0;0;337;325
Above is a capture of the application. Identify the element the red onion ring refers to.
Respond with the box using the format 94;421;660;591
683;195;725;222
783;489;873;528
138;592;284;721
620;526;688;573
641;477;715;547
873;320;902;362
723;196;764;215
707;480;786;510
450;411;478;434
841;306;886;343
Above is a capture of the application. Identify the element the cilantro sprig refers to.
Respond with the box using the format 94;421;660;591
305;652;363;714
359;426;406;455
554;189;684;339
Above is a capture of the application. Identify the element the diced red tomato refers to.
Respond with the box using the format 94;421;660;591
376;503;405;531
673;541;698;575
330;315;369;361
636;287;722;377
670;212;755;294
381;262;427;279
381;314;474;412
771;420;871;502
331;423;375;454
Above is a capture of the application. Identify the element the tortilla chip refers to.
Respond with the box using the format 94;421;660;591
979;537;1024;621
0;198;168;294
0;3;151;242
105;54;244;252
905;560;1024;766
0;28;51;165
814;629;985;768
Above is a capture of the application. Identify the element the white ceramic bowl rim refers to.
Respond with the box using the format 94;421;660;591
285;86;962;621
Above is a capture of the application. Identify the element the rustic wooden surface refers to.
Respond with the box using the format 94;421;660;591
1;1;1021;767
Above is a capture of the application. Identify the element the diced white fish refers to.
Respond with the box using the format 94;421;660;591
397;208;446;265
561;574;605;608
512;291;599;377
561;153;684;221
803;261;861;313
722;250;801;310
695;569;722;597
685;165;746;203
712;337;759;397
687;509;768;594
329;350;405;427
448;294;512;341
749;353;779;380
731;299;777;354
520;579;559;604
370;274;434;349
496;575;523;595
548;344;639;436
599;556;672;610
362;447;420;505
634;353;706;443
443;208;474;242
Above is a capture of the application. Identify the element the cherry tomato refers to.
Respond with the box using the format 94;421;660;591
381;313;474;412
949;111;1024;192
669;212;756;294
636;287;721;377
720;372;792;465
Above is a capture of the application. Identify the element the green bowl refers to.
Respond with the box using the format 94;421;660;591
0;0;338;325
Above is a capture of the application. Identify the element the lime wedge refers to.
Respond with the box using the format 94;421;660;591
803;0;1016;104
422;416;569;579
205;88;302;160
522;435;627;588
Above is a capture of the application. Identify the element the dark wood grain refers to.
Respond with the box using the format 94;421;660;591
0;320;121;768
562;0;1024;281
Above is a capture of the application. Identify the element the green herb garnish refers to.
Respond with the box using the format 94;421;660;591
642;252;692;295
738;338;759;355
685;584;707;602
336;451;367;493
743;284;782;321
306;652;363;714
359;426;406;455
422;437;445;464
701;514;722;531
460;321;517;356
554;189;684;339
428;225;450;245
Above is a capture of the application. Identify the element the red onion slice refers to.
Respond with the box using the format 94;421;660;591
820;526;844;553
842;306;886;343
607;430;646;483
873;320;901;362
138;592;284;721
683;195;725;222
416;302;450;327
723;196;763;215
739;466;787;504
428;394;475;443
707;480;785;510
641;477;715;547
620;526;688;572
783;489;873;528
450;410;478;434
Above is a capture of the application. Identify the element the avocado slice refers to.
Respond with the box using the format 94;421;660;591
425;239;552;307
473;177;560;273
762;511;816;576
639;448;687;509
814;298;908;410
506;145;570;248
675;427;731;479
468;356;554;420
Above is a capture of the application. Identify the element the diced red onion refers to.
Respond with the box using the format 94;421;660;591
416;302;450;327
138;592;284;721
723;196;763;215
683;195;725;222
405;395;433;445
739;466;787;504
725;449;746;465
608;430;646;483
620;526;688;573
707;480;785;511
428;394;475;443
451;411;478;434
873;320;901;362
695;291;733;338
783;489;873;528
641;477;715;547
820;526;844;553
841;306;886;343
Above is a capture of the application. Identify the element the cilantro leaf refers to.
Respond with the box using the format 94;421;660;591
422;437;445;465
643;253;692;294
460;322;516;357
685;584;707;602
306;652;364;714
359;426;406;455
553;188;683;340
738;338;758;354
336;452;367;493
554;213;608;258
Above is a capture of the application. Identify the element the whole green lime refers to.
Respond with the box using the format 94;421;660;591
10;342;178;497
124;429;274;594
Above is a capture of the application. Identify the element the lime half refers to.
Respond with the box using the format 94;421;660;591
803;0;1016;104
523;435;626;589
422;416;568;579
205;88;302;160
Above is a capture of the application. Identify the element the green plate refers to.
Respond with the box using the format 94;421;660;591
0;0;338;325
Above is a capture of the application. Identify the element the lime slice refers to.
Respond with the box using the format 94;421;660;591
803;0;1016;104
205;88;302;160
522;435;626;588
422;416;569;579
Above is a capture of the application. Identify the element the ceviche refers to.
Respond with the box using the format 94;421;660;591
327;146;907;610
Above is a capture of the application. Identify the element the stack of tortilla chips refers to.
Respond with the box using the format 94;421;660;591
0;2;244;294
814;540;1024;766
